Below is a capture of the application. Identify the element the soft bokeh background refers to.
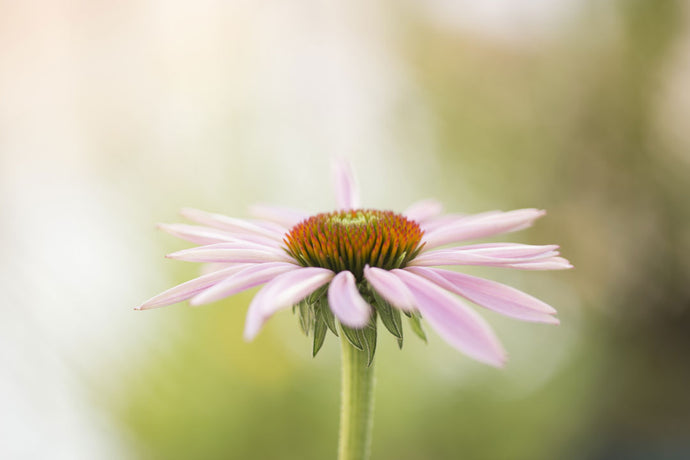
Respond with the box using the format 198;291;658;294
1;0;689;458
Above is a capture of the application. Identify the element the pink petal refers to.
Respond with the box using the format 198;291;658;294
411;244;559;267
221;232;284;248
363;265;415;311
186;241;285;251
442;243;561;258
200;263;234;275
420;213;470;232
332;158;360;210
190;262;300;306
503;257;573;270
157;223;238;245
136;264;251;310
406;266;559;324
157;223;281;248
392;269;507;367
403;199;443;223
423;209;546;249
180;208;286;241
167;243;295;264
248;204;308;229
247;219;290;234
328;271;372;328
412;255;572;270
243;267;335;340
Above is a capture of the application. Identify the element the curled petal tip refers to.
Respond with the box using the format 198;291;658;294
544;305;558;315
551;257;574;269
156;223;176;233
482;349;508;368
136;301;154;310
537;314;561;325
526;208;547;219
343;315;371;329
484;346;508;368
491;356;508;368
135;302;156;311
243;297;264;341
473;349;508;368
243;319;262;342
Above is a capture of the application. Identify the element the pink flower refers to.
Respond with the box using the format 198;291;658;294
138;159;572;367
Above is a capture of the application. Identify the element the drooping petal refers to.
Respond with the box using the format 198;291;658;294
249;204;308;228
422;209;546;250
392;269;506;367
328;271;372;328
244;267;335;340
332;158;360;210
403;199;443;223
190;262;301;306
364;265;415;311
411;244;559;267
167;243;295;264
406;266;559;324
180;208;286;241
136;264;251;310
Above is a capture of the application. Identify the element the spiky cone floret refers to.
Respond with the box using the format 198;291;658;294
284;209;425;279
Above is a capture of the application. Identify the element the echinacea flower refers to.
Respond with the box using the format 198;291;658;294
138;159;571;367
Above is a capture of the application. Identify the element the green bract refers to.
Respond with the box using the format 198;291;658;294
294;280;427;365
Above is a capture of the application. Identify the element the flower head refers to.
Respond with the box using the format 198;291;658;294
138;159;572;367
284;209;424;278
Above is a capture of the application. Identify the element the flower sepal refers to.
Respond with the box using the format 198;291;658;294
340;313;377;367
294;280;429;364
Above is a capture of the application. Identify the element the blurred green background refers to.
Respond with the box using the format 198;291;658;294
1;0;689;459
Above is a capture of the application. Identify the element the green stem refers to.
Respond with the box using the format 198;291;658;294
338;337;376;460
